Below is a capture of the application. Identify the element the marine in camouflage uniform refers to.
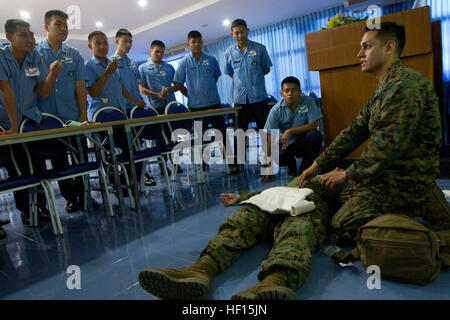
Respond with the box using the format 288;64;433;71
138;25;450;299
315;59;450;244
201;176;344;293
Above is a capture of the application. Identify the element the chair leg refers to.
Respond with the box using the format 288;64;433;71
81;175;89;211
194;146;205;184
41;181;60;235
159;156;172;196
222;142;230;175
170;151;179;182
98;167;114;217
32;187;38;227
119;163;135;209
140;161;147;193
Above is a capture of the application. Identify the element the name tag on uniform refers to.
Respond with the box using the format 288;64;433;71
248;50;257;57
190;66;197;70
233;60;241;64
102;98;109;104
159;71;166;77
148;67;155;71
61;56;73;64
201;60;209;66
25;67;40;77
297;106;308;114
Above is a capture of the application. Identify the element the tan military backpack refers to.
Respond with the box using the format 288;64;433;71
332;214;450;285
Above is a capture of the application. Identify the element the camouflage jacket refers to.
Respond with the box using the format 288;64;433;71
316;60;441;207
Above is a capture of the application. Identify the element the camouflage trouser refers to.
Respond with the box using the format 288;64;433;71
330;180;450;245
201;175;450;291
201;177;342;291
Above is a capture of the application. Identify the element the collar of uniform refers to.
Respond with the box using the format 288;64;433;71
114;52;128;62
3;44;35;65
146;58;163;67
92;56;109;65
280;97;303;112
233;40;253;53
189;51;205;62
380;59;402;88
2;44;17;61
41;39;69;55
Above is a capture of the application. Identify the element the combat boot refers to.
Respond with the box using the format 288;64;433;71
138;254;218;300
231;270;297;300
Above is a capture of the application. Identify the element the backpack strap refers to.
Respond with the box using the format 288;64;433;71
436;230;450;267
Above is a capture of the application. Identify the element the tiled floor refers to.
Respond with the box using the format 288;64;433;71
0;162;449;300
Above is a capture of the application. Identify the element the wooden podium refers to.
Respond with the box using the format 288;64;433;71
305;6;441;158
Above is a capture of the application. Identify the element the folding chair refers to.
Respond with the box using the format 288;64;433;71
92;106;135;208
0;124;56;233
164;101;210;183
129;106;172;196
20;113;113;235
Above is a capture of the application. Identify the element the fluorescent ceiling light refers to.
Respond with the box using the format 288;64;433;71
95;21;103;28
223;19;230;26
20;11;31;19
138;0;147;7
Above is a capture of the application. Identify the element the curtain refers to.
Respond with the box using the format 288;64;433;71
164;0;449;142
201;5;374;105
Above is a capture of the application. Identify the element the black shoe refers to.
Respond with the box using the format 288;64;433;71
202;163;209;171
0;219;10;226
144;174;157;186
21;206;51;225
65;201;80;214
37;206;51;222
229;164;240;175
0;227;6;240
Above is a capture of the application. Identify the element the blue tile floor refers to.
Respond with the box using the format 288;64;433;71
0;162;449;300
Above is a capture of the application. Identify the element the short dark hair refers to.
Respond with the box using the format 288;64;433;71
231;19;247;31
115;28;132;39
88;30;107;43
5;19;30;34
150;40;165;49
281;76;301;90
44;10;68;25
364;22;405;55
187;30;202;40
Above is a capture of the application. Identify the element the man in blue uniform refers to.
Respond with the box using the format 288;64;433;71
263;76;323;181
85;31;145;120
0;19;64;227
225;19;273;174
173;31;230;172
111;29;156;186
139;40;185;176
85;30;146;194
37;10;93;213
